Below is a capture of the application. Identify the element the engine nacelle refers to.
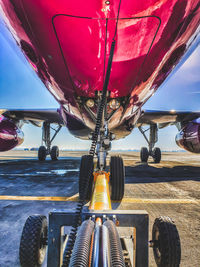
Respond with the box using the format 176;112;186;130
0;115;24;152
175;122;200;153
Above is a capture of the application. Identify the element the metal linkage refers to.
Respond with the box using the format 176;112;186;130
42;122;62;154
96;129;113;171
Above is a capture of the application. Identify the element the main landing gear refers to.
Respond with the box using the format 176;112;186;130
139;124;161;163
38;122;62;161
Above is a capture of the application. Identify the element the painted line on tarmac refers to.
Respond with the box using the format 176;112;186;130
0;195;79;201
0;195;199;204
121;198;200;204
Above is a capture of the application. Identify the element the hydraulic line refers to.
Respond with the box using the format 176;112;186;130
89;39;116;156
62;1;122;265
104;220;125;267
101;225;111;267
91;223;101;267
62;41;116;266
62;40;116;267
92;219;111;267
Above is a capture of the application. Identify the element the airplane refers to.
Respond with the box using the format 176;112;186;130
0;1;200;201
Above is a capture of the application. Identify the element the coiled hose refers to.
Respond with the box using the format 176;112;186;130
104;220;125;267
62;40;116;267
62;4;120;263
62;81;109;266
89;40;116;156
68;219;95;267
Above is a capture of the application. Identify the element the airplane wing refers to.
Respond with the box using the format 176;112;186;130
136;109;200;156
137;110;200;127
0;108;64;126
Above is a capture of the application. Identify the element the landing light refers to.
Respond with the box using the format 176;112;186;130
86;99;95;108
109;99;120;110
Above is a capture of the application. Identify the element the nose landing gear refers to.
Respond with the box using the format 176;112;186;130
79;128;125;202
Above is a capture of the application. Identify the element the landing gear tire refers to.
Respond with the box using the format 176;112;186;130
79;155;94;200
50;145;59;161
140;147;149;163
110;156;125;201
152;216;181;267
19;215;48;267
152;147;161;163
38;146;47;161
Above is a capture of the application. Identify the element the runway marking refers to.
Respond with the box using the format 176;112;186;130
0;195;199;204
0;195;79;202
121;198;200;204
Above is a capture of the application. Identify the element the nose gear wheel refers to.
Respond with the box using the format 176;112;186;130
79;155;94;200
110;156;125;201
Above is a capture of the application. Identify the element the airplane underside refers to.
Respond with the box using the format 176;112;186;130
0;0;200;135
1;0;200;163
0;1;200;266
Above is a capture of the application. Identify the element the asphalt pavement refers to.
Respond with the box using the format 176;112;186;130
0;151;199;267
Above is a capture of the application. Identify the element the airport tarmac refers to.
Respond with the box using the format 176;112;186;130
0;150;200;267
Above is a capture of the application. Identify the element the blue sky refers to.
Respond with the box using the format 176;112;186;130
0;19;200;151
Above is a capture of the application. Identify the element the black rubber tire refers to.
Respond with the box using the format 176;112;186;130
50;145;59;160
152;216;181;267
153;147;161;163
38;146;46;161
110;156;125;201
79;155;94;200
140;147;149;162
19;215;48;267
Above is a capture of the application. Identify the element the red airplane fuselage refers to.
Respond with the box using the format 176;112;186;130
0;0;200;140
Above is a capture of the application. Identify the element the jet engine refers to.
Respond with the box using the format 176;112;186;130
175;121;200;153
0;115;24;152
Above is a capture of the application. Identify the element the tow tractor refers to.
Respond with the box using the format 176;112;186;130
19;157;181;267
19;6;181;265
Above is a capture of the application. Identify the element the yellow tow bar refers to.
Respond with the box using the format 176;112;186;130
89;171;111;210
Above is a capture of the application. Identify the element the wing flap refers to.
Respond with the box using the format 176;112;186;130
0;109;64;125
137;110;200;126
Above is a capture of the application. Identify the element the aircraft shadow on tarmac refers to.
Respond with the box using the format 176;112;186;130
125;164;200;184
